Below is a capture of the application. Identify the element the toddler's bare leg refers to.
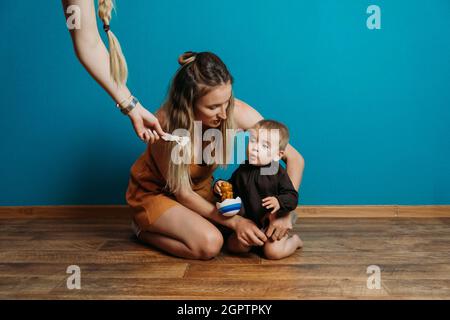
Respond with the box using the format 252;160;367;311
263;233;303;260
226;232;252;254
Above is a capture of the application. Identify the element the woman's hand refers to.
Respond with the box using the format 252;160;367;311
233;217;268;247
264;212;293;241
128;103;166;144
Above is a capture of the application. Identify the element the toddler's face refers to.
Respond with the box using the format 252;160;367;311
247;128;283;166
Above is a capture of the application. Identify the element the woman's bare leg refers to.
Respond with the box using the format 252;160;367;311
138;232;199;259
263;233;303;260
137;205;224;260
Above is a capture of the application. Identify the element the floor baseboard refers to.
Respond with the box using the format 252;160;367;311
297;205;450;218
0;205;449;218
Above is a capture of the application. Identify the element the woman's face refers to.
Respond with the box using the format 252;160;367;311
194;82;232;128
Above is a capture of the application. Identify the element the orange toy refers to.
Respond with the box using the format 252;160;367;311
219;181;234;202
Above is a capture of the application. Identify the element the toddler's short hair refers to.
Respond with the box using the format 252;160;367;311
252;119;290;151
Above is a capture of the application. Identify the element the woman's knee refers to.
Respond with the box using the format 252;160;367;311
192;228;224;260
146;205;224;260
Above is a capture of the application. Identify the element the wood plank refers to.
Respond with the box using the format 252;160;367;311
0;276;66;298
260;250;450;265
97;238;262;264
0;250;180;264
0;240;105;251
44;278;391;299
0;263;188;279
30;232;133;241
0;250;261;265
184;263;450;281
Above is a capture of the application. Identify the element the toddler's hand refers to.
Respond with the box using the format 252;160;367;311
262;196;280;214
213;180;226;196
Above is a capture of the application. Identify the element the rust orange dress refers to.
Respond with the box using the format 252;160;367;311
125;141;220;232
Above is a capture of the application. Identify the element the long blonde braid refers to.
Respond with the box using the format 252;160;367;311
98;0;128;85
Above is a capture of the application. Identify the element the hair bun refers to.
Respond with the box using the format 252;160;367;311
178;51;197;66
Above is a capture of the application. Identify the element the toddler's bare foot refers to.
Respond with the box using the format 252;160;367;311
292;234;303;249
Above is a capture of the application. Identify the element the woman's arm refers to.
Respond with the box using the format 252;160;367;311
61;0;165;142
234;98;305;192
281;143;305;192
62;0;131;106
176;188;242;229
149;137;245;231
176;190;267;246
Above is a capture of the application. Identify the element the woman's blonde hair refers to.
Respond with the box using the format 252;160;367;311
98;0;128;85
161;52;236;194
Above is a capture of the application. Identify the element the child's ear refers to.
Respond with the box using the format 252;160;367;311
274;150;285;162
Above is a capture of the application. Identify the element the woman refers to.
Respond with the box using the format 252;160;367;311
63;0;305;260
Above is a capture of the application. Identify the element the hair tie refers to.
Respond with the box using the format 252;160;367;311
103;24;110;33
178;51;197;66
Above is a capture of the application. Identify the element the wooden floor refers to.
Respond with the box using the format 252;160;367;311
1;206;450;299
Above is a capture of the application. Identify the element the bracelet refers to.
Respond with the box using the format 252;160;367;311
116;95;132;108
116;95;139;115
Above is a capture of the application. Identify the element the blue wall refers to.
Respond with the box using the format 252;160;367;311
1;0;449;206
